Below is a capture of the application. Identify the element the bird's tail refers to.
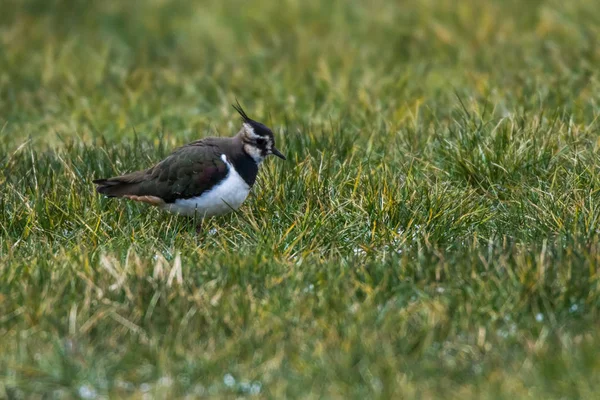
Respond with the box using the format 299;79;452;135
93;175;141;198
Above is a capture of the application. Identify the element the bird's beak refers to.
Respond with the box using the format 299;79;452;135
271;147;286;160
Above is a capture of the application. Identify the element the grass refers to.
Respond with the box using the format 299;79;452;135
1;0;600;398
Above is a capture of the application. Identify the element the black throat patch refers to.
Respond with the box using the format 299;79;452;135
229;149;259;187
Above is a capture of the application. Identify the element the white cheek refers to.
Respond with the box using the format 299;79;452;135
244;144;264;163
243;123;261;140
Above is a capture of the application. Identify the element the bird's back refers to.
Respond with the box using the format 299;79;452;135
94;136;240;203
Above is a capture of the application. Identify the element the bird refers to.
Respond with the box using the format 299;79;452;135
93;102;286;231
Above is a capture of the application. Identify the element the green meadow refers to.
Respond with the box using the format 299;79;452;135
1;0;600;398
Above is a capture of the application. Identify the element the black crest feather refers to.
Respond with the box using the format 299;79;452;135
232;99;251;122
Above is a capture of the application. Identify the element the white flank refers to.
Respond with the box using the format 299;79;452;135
163;154;250;218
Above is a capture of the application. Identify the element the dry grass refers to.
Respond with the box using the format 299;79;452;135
1;0;600;398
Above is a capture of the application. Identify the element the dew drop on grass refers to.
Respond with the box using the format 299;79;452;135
535;313;544;322
140;383;151;392
570;304;579;313
78;384;97;400
250;382;262;395
353;247;366;257
223;373;235;387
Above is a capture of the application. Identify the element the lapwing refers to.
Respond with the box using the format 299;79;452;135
93;103;286;231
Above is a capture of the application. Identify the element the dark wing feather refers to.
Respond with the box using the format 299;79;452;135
94;141;229;203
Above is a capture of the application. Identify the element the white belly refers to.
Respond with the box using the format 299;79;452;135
162;155;250;218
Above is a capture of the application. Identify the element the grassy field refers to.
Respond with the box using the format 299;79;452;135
1;0;600;398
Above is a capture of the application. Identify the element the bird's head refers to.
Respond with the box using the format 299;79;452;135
233;102;286;163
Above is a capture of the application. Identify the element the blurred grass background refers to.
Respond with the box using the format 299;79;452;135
1;0;600;398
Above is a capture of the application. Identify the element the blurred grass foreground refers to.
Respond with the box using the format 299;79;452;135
1;0;600;398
